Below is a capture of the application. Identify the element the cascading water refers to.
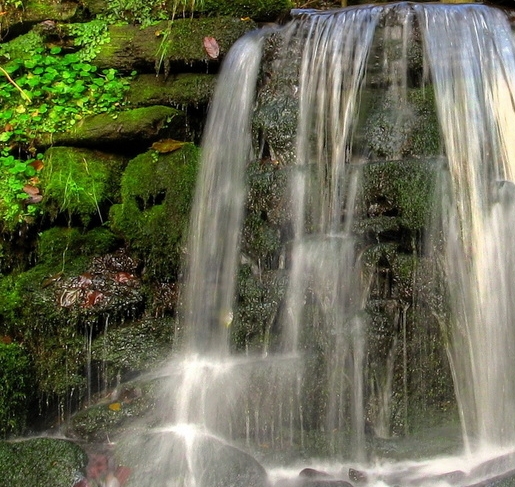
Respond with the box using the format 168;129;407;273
417;3;515;452
121;3;515;486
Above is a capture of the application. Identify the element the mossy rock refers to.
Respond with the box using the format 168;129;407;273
91;317;173;387
0;437;87;487
253;30;303;164
43;106;185;151
68;378;162;442
127;73;216;108
0;29;44;62
0;227;120;327
41;147;126;224
116;429;268;487
110;144;199;280
0;227;122;403
93;18;256;74
233;267;288;352
358;158;438;233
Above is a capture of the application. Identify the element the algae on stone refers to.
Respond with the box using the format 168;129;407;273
0;0;80;40
91;317;173;387
358;158;438;232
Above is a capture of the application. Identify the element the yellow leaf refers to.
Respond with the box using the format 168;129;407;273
151;139;187;153
108;402;122;411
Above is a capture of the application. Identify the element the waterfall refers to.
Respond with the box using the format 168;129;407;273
124;3;515;486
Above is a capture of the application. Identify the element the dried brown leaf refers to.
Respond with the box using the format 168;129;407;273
203;36;220;59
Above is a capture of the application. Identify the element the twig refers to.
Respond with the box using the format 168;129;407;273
0;65;31;103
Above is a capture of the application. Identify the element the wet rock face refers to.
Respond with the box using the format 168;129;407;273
239;5;456;445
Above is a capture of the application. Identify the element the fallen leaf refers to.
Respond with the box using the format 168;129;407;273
76;272;93;288
23;184;39;196
151;139;187;153
108;402;122;411
203;36;220;59
83;290;105;307
0;336;12;344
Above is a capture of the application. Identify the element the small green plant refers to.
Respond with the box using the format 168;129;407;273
99;0;168;27
67;20;110;61
0;155;40;226
0;44;129;229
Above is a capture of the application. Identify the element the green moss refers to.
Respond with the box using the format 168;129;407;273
0;343;34;438
0;438;87;487
155;17;256;71
38;226;119;269
93;18;256;74
200;0;293;20
110;144;199;280
41;147;124;225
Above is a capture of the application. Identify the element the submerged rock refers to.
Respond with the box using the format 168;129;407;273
116;429;269;487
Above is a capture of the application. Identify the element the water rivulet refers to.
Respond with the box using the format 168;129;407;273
120;3;515;486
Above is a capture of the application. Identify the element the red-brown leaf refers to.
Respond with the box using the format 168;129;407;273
29;159;44;171
203;36;220;59
83;290;105;307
